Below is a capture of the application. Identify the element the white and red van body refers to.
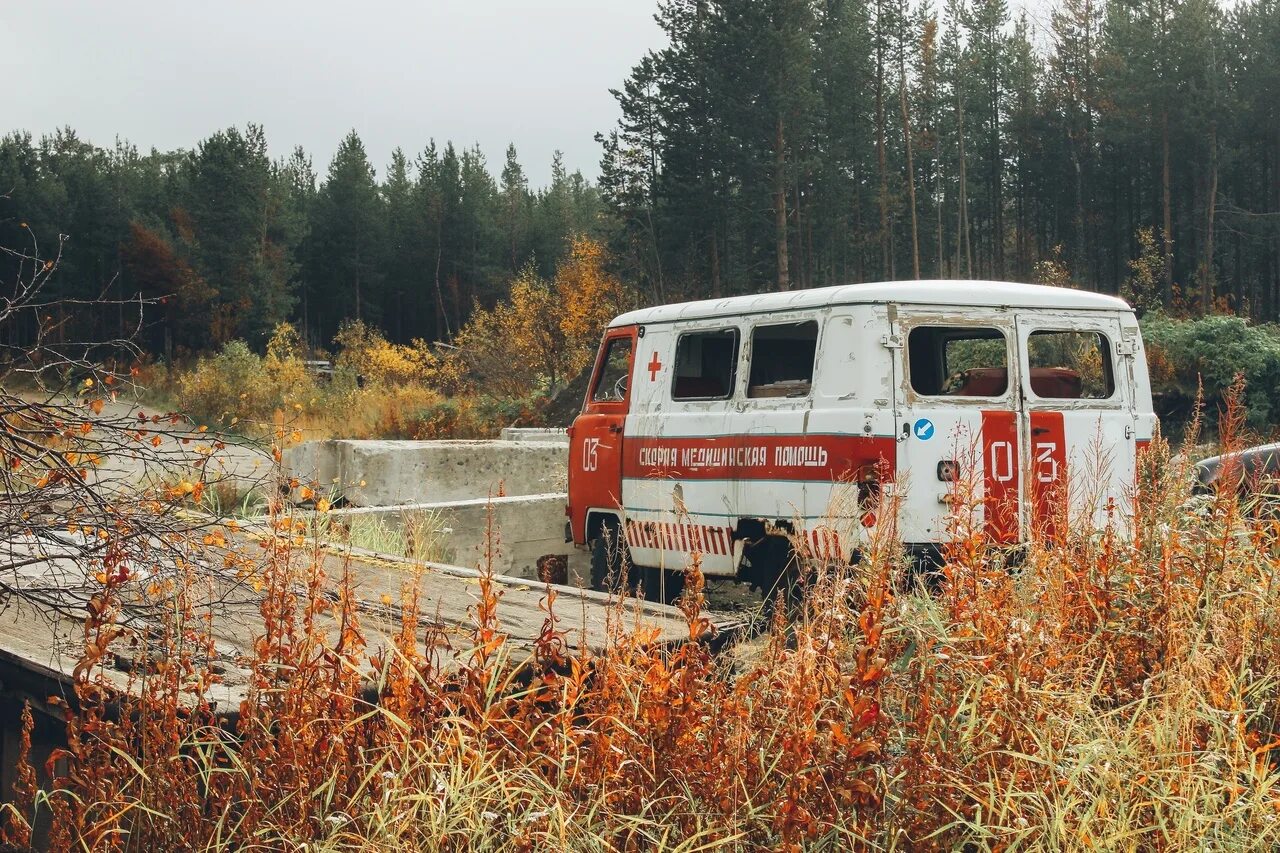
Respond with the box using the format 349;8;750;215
566;281;1156;592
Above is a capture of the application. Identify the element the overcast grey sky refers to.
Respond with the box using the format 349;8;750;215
2;1;665;187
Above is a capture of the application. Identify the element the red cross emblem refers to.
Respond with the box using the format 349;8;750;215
647;351;663;381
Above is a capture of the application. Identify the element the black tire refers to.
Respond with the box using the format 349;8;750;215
750;535;804;622
589;519;634;594
642;566;686;606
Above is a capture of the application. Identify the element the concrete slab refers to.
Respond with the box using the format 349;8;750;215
321;492;582;581
284;439;568;506
500;427;570;444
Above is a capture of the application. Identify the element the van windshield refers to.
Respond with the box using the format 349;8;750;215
591;337;633;403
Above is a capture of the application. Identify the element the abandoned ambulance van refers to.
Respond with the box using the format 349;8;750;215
566;280;1156;602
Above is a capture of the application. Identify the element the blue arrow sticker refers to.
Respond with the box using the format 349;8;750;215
913;418;935;440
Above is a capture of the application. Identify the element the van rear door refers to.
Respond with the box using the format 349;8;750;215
567;326;636;545
1014;315;1133;539
893;312;1023;547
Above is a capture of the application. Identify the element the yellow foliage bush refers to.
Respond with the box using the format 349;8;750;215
172;321;525;440
556;235;630;374
332;320;458;388
453;272;563;398
263;322;313;401
177;323;319;426
453;235;632;396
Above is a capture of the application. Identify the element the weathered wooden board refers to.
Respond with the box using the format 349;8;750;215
0;524;736;718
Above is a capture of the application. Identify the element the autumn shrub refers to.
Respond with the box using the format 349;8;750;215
1143;312;1280;428
175;323;320;427
175;338;272;423
453;236;633;398
332;319;460;389
171;322;522;439
388;392;545;439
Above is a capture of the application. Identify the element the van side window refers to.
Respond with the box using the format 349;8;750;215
748;321;819;398
672;328;738;400
590;337;632;403
908;326;1009;397
1027;330;1114;399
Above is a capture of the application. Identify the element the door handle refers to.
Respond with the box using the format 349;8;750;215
609;424;623;434
1032;426;1049;435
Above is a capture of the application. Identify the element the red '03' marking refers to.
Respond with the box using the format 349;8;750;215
981;410;1020;544
1029;411;1067;544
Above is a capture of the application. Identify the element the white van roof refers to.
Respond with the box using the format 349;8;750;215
610;279;1132;327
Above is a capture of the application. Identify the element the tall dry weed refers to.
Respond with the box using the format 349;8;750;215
10;385;1280;850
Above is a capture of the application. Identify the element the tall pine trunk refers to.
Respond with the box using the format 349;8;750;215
710;228;721;298
775;115;791;291
936;169;945;276
1201;120;1218;310
1274;125;1280;320
989;76;1004;278
958;94;973;277
875;2;891;277
794;179;808;289
433;228;450;340
1161;109;1173;300
900;45;921;279
354;246;362;322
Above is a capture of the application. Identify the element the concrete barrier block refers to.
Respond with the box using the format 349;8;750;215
325;492;580;580
500;427;570;445
284;439;568;506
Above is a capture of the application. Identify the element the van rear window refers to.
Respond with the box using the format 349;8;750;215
672;329;739;400
1027;330;1114;399
908;326;1009;397
748;321;819;398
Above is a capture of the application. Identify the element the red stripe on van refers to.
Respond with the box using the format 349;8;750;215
624;434;895;482
981;410;1020;545
1136;439;1151;479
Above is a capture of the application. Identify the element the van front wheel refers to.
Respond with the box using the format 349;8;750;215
745;534;804;620
589;519;635;595
642;566;686;606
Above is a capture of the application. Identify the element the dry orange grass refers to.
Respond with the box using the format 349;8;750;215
5;389;1280;851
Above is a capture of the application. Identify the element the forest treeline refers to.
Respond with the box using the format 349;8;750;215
2;0;1279;360
0;128;600;354
600;0;1279;314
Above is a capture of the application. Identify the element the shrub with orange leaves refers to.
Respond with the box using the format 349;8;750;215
332;319;457;389
555;235;632;377
452;236;634;398
17;384;1280;851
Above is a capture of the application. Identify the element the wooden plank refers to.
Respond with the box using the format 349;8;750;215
0;524;739;715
